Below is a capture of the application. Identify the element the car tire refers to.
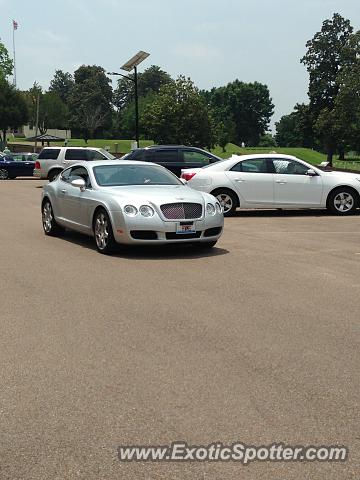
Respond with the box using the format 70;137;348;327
0;168;9;180
42;199;64;236
93;208;117;254
195;241;217;249
212;189;238;216
327;188;358;215
48;170;61;182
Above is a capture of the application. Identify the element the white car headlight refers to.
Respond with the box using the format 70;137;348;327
206;203;216;216
139;205;155;217
215;202;222;214
124;205;138;216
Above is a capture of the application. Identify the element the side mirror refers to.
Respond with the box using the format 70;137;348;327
71;178;86;191
306;169;317;177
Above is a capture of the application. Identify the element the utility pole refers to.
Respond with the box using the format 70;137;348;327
12;20;18;87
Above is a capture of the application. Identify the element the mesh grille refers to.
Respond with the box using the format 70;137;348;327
160;203;202;219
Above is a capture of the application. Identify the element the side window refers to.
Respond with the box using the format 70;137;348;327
64;149;88;161
231;159;268;173
38;149;60;160
129;149;145;160
273;159;309;175
87;150;107;161
68;166;92;188
151;150;178;163
182;150;212;165
60;168;72;182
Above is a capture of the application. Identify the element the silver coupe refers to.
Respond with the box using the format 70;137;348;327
41;160;224;254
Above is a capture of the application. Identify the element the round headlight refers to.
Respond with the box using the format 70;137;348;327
139;205;155;217
206;203;216;216
215;202;222;214
124;205;138;216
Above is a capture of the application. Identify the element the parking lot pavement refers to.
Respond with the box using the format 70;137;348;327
1;179;360;480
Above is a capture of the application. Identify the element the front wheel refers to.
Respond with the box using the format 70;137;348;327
327;188;358;215
42;200;64;236
93;209;117;254
212;190;237;216
0;168;9;180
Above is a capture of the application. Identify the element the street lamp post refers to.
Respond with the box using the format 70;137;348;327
108;51;149;149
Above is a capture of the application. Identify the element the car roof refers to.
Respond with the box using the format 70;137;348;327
41;146;104;150
69;160;161;168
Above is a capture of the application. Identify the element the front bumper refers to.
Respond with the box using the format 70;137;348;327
111;212;224;245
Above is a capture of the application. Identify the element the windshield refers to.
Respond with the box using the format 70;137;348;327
99;148;116;160
93;164;182;186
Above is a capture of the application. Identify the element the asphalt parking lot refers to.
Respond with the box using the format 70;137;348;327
1;179;359;480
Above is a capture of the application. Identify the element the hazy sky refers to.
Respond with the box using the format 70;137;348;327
1;0;359;130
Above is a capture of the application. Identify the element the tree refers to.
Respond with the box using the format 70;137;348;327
68;65;112;141
0;78;28;143
258;133;276;147
205;80;274;146
275;104;314;148
49;70;74;104
113;65;172;111
0;41;13;79
301;13;355;163
38;92;69;134
142;76;214;147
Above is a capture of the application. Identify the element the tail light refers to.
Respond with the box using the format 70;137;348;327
181;172;196;181
35;161;41;169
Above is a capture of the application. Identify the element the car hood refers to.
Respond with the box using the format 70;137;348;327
102;184;208;205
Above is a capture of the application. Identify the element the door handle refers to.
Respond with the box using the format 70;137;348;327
61;189;67;194
276;180;287;184
235;178;245;182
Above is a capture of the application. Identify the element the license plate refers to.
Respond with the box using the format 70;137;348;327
176;222;195;234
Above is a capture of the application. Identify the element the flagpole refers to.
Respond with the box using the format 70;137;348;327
12;21;16;87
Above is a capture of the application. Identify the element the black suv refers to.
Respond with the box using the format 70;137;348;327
122;145;222;177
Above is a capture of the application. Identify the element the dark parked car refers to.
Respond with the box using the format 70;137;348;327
0;152;37;180
122;145;222;177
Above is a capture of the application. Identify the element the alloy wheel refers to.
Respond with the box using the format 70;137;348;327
94;212;110;250
333;192;354;213
0;168;9;180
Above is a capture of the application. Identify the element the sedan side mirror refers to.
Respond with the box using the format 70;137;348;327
71;178;86;191
306;169;317;177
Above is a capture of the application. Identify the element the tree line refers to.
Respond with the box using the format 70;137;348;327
1;12;360;162
276;13;360;164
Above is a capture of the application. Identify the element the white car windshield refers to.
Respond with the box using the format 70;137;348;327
93;165;182;186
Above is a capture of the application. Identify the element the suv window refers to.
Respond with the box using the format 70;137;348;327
146;150;179;163
64;149;88;161
182;150;212;165
38;148;60;160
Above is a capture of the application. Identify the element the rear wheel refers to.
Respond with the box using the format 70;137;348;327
93;209;117;254
327;188;358;215
212;189;237;216
42;199;64;236
0;168;9;180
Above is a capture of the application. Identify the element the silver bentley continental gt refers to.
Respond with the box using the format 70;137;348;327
41;160;224;254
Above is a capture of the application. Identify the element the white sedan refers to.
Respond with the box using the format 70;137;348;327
181;154;360;216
